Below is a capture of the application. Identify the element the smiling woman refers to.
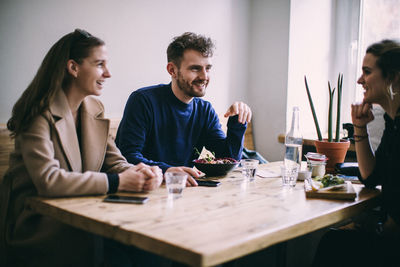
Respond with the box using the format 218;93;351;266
313;39;400;267
67;45;111;98
0;29;163;267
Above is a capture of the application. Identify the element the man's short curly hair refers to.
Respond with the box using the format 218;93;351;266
167;32;215;67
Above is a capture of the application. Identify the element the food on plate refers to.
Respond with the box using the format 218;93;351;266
308;174;346;191
315;174;345;188
193;148;239;176
193;157;238;164
193;148;238;164
310;180;323;191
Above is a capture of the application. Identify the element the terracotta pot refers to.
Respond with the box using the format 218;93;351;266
314;139;350;174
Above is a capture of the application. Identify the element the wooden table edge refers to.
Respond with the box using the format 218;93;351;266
27;185;380;267
27;197;204;266
202;186;380;266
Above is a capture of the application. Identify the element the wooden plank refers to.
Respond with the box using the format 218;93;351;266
0;124;13;183
305;181;357;200
278;133;355;152
27;162;381;266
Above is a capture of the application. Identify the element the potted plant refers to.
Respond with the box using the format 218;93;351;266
304;73;350;173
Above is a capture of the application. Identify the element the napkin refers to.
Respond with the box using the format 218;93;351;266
234;168;280;178
256;169;281;178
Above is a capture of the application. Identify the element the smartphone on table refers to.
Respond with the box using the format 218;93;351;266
103;195;149;204
195;179;221;187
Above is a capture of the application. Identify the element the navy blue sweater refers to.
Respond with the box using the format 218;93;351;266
116;83;246;172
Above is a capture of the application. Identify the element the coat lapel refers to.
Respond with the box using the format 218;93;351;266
50;90;82;172
80;97;109;172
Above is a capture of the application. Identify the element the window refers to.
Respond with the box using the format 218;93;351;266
287;0;399;140
355;0;400;102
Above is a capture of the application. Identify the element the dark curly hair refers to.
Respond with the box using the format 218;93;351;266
366;39;400;80
167;32;215;67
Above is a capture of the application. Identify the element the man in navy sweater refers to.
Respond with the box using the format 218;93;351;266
116;32;252;186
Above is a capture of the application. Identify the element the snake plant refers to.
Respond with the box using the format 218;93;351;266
304;73;343;142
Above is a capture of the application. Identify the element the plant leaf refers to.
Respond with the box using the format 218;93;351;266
304;76;323;141
328;82;335;142
335;73;343;142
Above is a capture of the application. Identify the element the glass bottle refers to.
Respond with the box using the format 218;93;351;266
284;107;303;170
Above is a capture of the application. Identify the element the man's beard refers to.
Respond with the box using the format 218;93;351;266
176;71;207;98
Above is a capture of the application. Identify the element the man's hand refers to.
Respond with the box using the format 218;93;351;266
119;163;163;192
165;167;204;187
224;101;252;124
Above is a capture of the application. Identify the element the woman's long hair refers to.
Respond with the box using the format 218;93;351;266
7;29;104;137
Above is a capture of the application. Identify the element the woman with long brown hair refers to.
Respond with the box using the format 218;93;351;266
0;29;163;267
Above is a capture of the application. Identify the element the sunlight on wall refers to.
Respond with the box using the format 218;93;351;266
287;0;333;138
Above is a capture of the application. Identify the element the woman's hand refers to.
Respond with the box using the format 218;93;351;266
118;163;163;192
351;102;376;179
351;102;374;127
143;165;163;191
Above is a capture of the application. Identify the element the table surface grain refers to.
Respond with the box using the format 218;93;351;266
28;162;380;266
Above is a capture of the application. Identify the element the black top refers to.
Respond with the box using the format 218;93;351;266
360;108;400;225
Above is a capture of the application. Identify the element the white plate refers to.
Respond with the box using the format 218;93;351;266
317;183;347;191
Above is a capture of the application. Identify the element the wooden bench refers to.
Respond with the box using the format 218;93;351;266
0;124;13;184
0;118;254;184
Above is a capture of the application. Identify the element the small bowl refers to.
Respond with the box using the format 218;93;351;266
193;159;239;176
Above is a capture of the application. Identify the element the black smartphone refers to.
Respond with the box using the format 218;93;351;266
195;180;221;187
103;195;149;204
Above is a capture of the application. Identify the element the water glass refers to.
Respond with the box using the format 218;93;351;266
165;172;188;199
280;165;298;187
241;159;259;181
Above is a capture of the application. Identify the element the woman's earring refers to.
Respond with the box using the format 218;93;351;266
387;84;397;100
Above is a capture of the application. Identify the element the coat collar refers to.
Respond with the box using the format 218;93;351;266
49;89;109;172
50;90;82;172
79;97;109;172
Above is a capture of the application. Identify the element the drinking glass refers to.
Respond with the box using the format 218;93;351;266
240;159;259;181
165;172;188;199
280;165;298;187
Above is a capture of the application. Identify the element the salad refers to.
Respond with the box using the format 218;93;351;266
194;157;238;164
315;174;345;188
193;148;238;164
309;174;345;191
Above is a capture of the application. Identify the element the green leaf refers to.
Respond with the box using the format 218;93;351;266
335;73;343;142
304;76;323;141
328;81;335;142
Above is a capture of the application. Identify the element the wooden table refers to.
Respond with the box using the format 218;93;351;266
27;162;380;266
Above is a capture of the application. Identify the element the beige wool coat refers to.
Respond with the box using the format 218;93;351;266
0;89;132;267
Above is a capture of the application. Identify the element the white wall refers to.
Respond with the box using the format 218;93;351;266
287;0;334;139
0;0;295;162
0;0;249;121
247;0;291;161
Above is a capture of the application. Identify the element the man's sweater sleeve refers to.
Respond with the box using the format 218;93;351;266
203;111;246;160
